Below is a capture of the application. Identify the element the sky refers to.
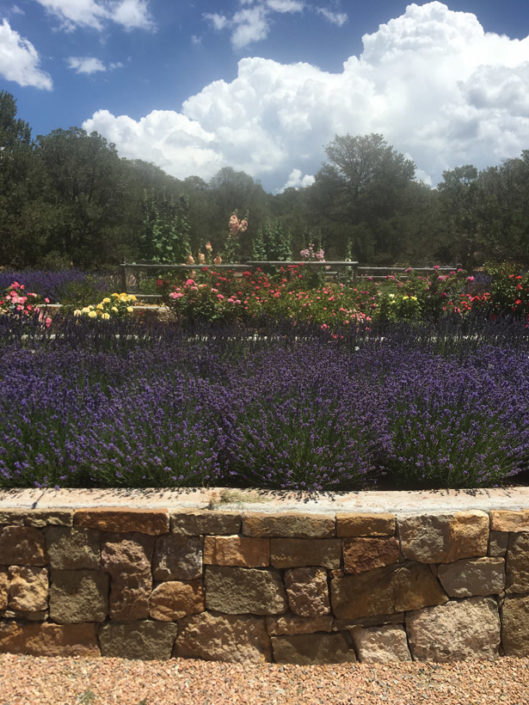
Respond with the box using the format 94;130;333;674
1;1;529;192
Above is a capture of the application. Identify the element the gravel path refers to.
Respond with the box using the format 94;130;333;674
1;655;528;705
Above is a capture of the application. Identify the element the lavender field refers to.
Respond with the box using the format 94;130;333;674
1;314;529;491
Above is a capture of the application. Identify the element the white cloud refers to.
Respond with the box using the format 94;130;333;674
84;2;529;191
66;56;124;73
283;168;315;190
205;0;303;48
231;6;269;48
35;0;154;32
83;109;224;180
0;18;52;89
266;0;304;12
67;56;106;74
315;7;347;27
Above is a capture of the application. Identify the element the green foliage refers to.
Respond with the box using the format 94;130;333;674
252;219;292;260
141;191;191;263
1;88;529;272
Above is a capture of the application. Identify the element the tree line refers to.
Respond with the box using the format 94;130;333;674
1;90;528;270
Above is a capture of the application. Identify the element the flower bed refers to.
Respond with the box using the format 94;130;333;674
1;314;528;491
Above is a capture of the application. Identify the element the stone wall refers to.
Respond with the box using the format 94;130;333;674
1;506;529;663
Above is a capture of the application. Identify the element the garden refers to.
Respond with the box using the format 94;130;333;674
1;262;529;493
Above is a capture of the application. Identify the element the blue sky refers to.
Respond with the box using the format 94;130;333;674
1;1;529;191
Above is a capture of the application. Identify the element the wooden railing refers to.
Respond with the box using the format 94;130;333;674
119;261;460;299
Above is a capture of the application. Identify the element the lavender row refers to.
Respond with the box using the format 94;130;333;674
0;270;116;303
1;317;529;491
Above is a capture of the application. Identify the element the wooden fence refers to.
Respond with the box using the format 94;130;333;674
119;261;459;299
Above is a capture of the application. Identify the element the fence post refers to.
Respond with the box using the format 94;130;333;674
120;263;128;294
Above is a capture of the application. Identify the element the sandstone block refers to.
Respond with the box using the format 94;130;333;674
99;620;178;660
0;621;99;656
437;557;505;597
0;511;24;525
271;538;340;569
205;566;287;615
74;508;169;535
46;527;100;570
331;562;447;620
407;597;500;662
49;570;108;623
149;580;204;620
153;535;202;580
8;566;48;612
491;510;529;532
352;625;411;663
101;534;153;620
242;513;335;538
398;512;489;564
501;594;529;656
489;531;509;557
337;513;396;537
177;612;270;663
343;537;400;574
171;511;241;536
271;632;355;664
0;568;7;610
284;567;330;617
266;614;333;636
204;536;269;567
334;612;405;631
3;609;47;621
0;526;46;565
25;510;73;528
0;510;72;527
506;532;529;593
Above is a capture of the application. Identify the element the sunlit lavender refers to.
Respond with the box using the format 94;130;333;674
1;316;529;491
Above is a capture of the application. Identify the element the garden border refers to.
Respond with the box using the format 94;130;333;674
2;487;529;663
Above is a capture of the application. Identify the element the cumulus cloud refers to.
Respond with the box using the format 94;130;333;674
283;168;315;190
315;7;347;26
66;56;124;74
84;2;529;191
83;109;224;180
35;0;154;32
0;18;52;89
204;0;303;48
67;56;106;74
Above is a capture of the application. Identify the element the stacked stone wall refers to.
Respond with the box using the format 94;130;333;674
1;506;529;663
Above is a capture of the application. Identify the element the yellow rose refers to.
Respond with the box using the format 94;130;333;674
81;307;91;314
102;312;110;320
112;306;118;313
112;293;119;298
73;309;82;316
127;306;134;313
88;311;97;318
96;303;103;310
102;297;111;304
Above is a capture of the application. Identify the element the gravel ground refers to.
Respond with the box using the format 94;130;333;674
1;655;528;705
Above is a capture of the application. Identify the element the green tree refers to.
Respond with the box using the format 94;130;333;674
0;92;47;266
36;127;127;267
437;165;480;269
310;134;416;261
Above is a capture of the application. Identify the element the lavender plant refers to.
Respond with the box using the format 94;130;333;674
1;317;529;491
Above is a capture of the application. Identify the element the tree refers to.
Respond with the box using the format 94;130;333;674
310;134;416;261
437;165;480;269
0;92;47;266
36;128;127;266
